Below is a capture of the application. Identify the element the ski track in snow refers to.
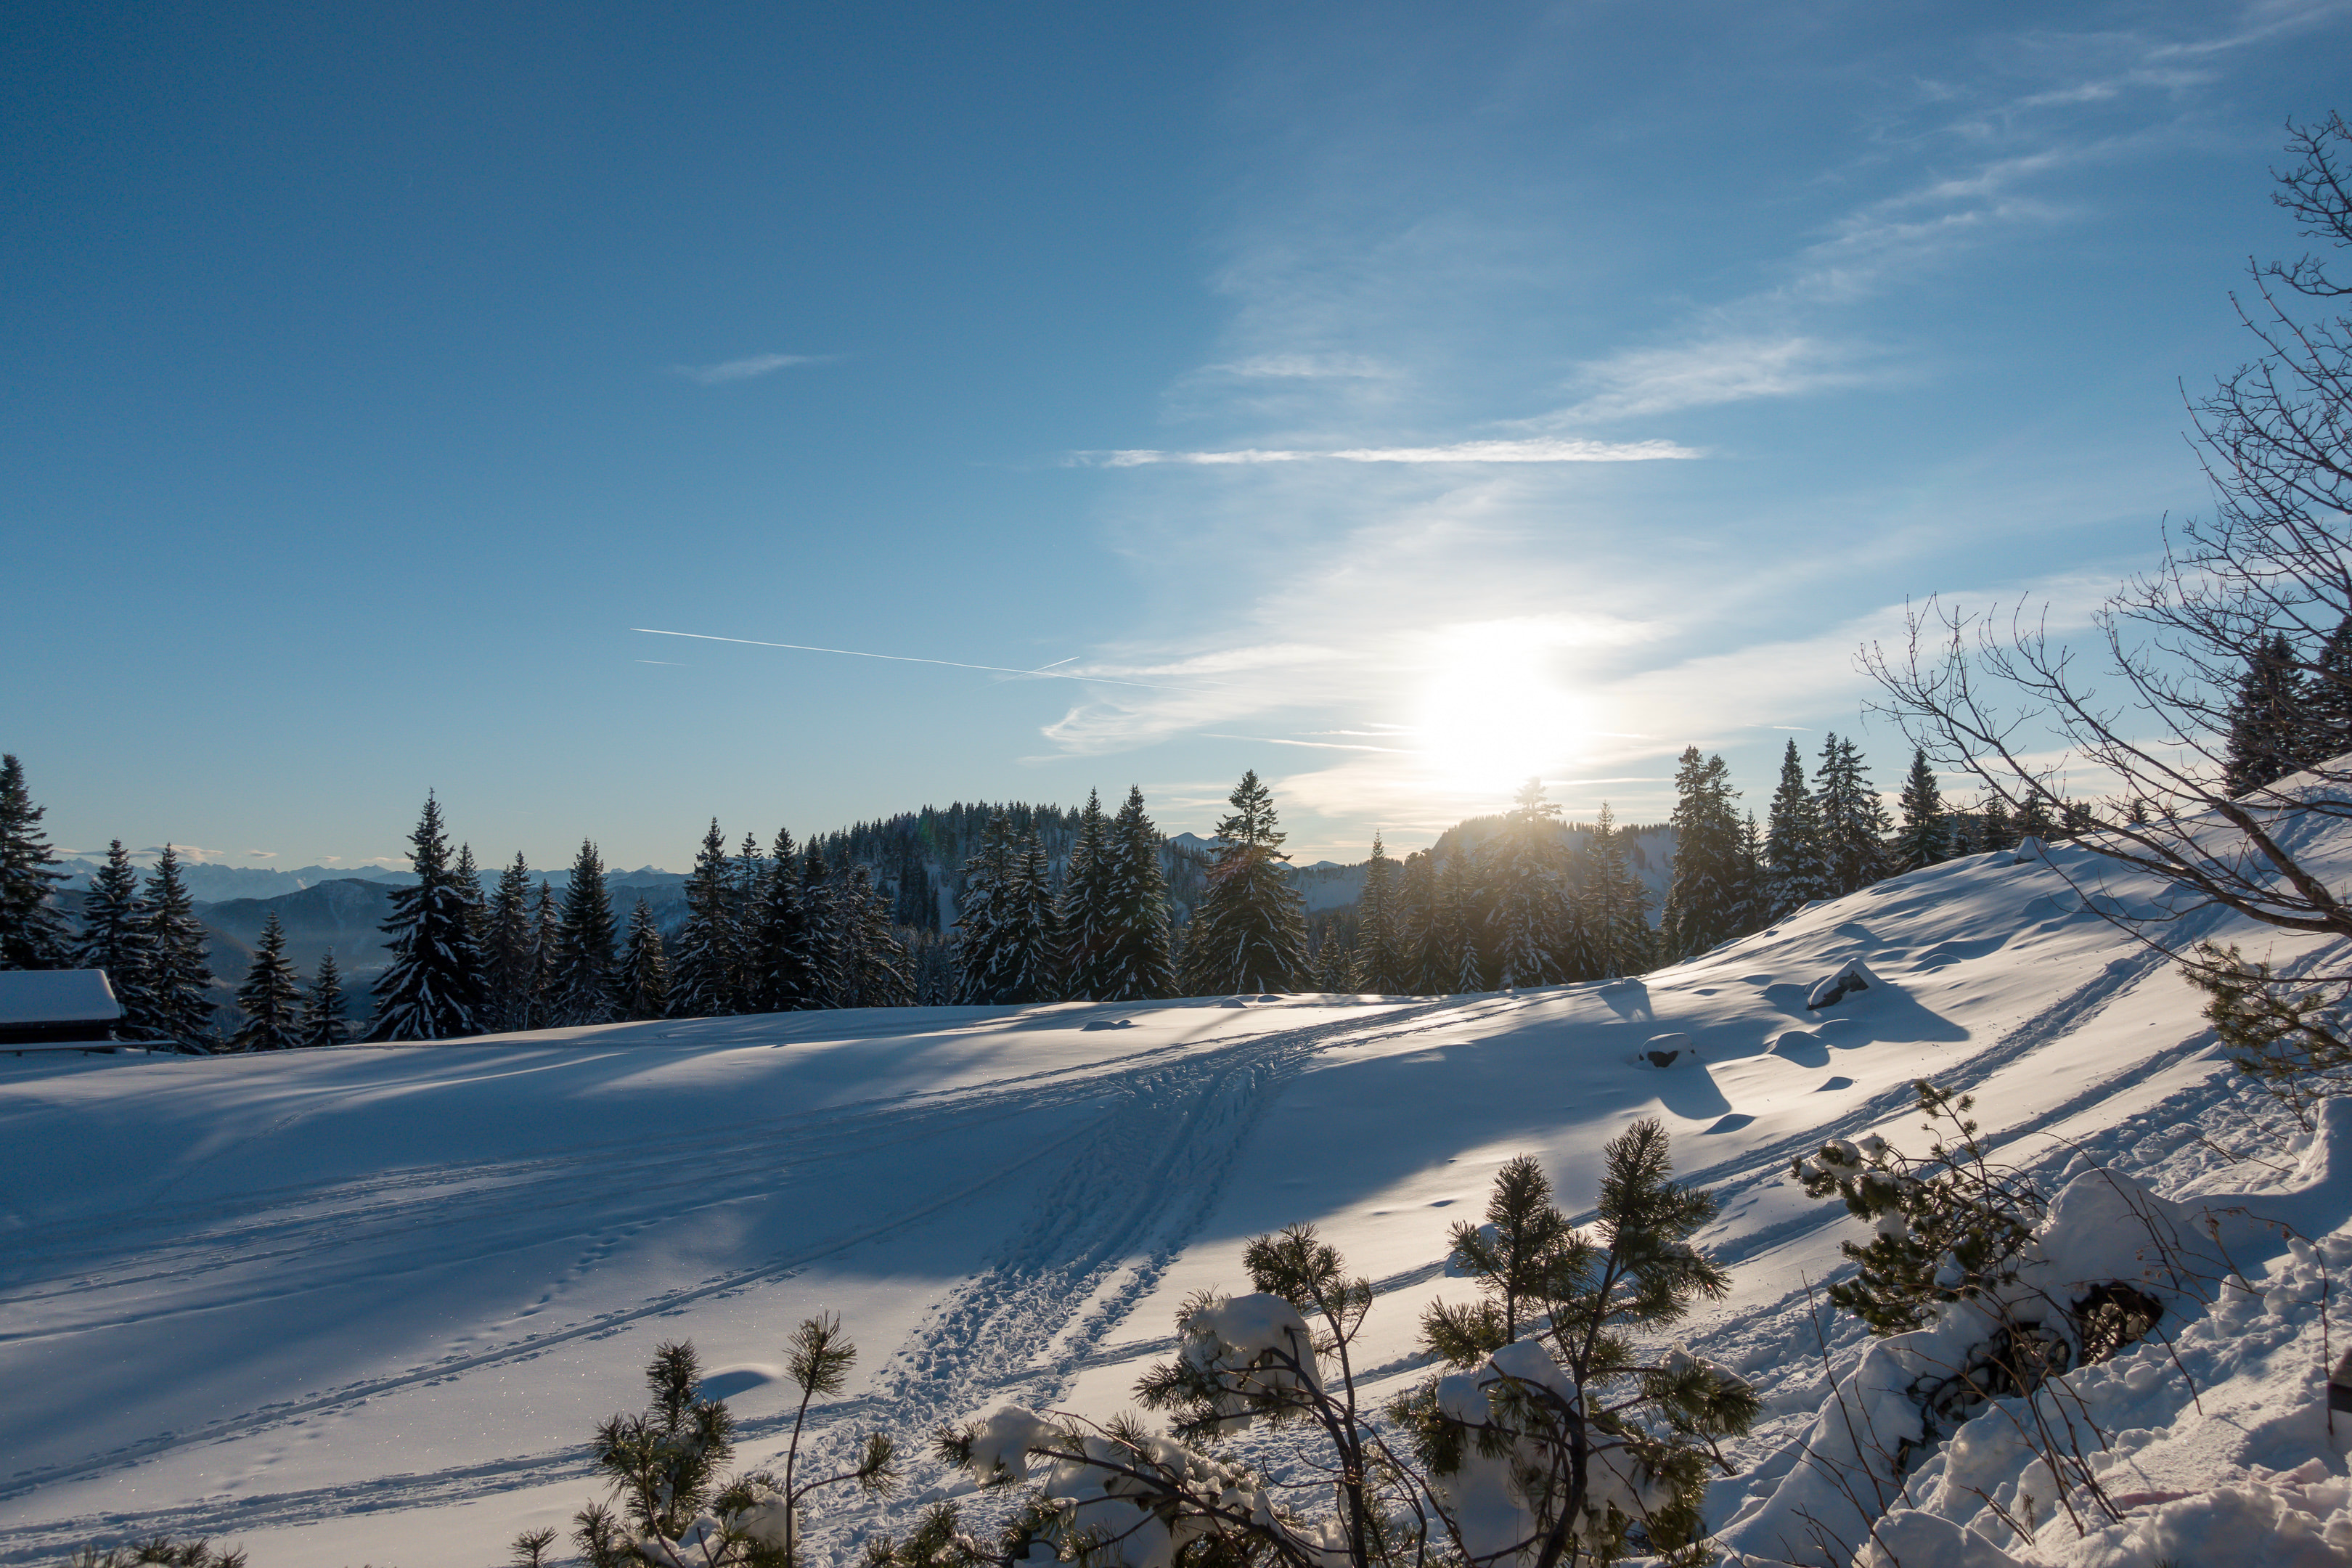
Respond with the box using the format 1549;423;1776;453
0;1003;1486;1561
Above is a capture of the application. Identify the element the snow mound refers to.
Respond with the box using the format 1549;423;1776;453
1805;958;1880;1010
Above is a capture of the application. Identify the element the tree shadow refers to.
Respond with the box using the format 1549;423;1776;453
1596;979;1654;1024
1648;1058;1732;1121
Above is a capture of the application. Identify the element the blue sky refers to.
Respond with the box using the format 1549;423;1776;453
7;1;2348;873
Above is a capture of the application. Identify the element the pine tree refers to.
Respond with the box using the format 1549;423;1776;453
1100;786;1177;1003
1351;833;1410;992
740;829;809;1013
1182;769;1308;995
2223;632;2308;795
0;754;71;969
1979;793;2016;853
952;814;1017;1005
1000;830;1062;1003
668;820;741;1019
303;950;351;1048
1057;790;1119;1000
1659;748;1742;961
550;839;618;1026
2303;615;2352;768
1893;747;1952;871
732;832;767;1010
618;899;669;1021
144;846;217;1049
1582;804;1651;979
799;840;845;1007
1314;927;1355;991
75;840;154;1024
453;842;487;952
1440;846;1488;991
1487;780;1567;988
483;852;539;1032
1731;811;1768;936
1813;734;1889;897
231;912;304;1050
1765;739;1832;916
367;796;489;1042
835;863;914;1007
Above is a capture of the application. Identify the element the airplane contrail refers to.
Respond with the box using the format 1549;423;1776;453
629;629;1225;692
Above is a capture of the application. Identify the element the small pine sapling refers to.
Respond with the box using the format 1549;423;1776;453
1400;1122;1757;1566
1790;1081;2046;1335
510;1526;559;1568
68;1542;248;1568
2182;941;2352;1125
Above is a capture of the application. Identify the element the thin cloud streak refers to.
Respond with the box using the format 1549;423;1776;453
669;354;828;385
1079;437;1700;467
1549;337;1877;422
1202;734;1423;753
631;628;1230;693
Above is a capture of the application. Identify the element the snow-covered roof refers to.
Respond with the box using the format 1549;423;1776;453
0;969;123;1024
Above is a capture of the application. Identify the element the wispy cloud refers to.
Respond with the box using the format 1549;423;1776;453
668;353;828;385
1077;437;1699;467
1547;337;1878;422
1199;354;1398;380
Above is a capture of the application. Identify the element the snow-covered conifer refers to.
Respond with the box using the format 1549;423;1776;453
230;912;303;1050
2223;631;2308;795
143;846;217;1049
1659;747;1741;960
531;878;561;1010
75;840;154;1021
0;753;71;969
1393;849;1440;991
1581;804;1651;979
798;839;846;1006
740;829;812;1012
1099;786;1176;1002
1731;811;1768;934
1056;790;1117;1000
1893;746;1952;871
952;814;1016;1005
1313;926;1355;991
1438;845;1490;989
483;852;539;1032
1765;739;1832;915
1979;793;2015;853
1182;770;1307;995
836;863;913;1007
618;899;669;1021
2303;614;2352;768
453;842;487;950
549;839;618;1026
1813;734;1889;897
667;820;740;1018
1487;779;1567;988
302;950;351;1048
1351;833;1410;992
367;796;489;1042
732;832;767;1008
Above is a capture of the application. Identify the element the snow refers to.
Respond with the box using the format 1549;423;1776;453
5;816;2352;1567
0;968;120;1026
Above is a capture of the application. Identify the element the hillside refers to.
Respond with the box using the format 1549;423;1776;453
3;817;2346;1566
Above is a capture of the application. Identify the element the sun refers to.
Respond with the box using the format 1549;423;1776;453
1409;621;1592;806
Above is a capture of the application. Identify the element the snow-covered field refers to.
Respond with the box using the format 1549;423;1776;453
4;832;2348;1567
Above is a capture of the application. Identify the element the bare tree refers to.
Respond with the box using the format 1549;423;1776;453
1863;114;2352;1107
1863;116;2352;948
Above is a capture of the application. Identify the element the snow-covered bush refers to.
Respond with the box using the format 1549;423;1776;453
2184;939;2352;1124
571;1326;897;1568
1792;1082;2050;1336
939;1124;1755;1568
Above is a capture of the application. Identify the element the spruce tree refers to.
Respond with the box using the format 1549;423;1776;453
231;911;304;1050
668;820;740;1019
75;839;155;1022
1394;849;1441;992
618;899;670;1021
1314;927;1355;991
952;813;1016;1004
0;753;71;969
2303;615;2352;768
1487;780;1567;988
836;863;914;1007
1731;812;1769;936
2014;791;2057;844
367;796;489;1042
1440;846;1488;991
732;832;767;1009
303;950;351;1048
1659;747;1741;960
144;845;218;1049
1764;738;1832;916
1979;793;2016;853
1351;833;1409;992
1582;804;1651;979
483;852;539;1032
453;842;487;952
1100;786;1176;1002
1057;790;1118;1000
1181;769;1308;995
550;839;618;1026
799;840;845;1007
2223;632;2308;795
996;830;1062;1003
532;878;562;1010
1813;734;1889;897
1893;747;1952;871
746;829;817;1012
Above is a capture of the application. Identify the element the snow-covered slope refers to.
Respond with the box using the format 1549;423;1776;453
3;828;2347;1567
